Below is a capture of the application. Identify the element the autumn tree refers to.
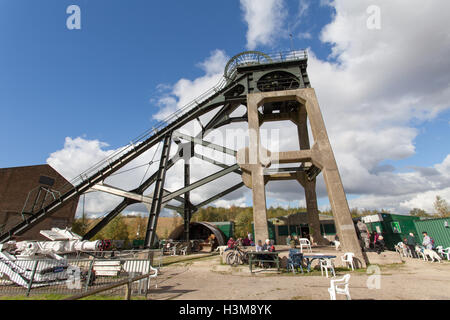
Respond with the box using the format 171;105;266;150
434;195;450;217
94;215;129;240
409;208;430;217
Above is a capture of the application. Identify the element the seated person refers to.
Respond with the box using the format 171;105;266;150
372;232;379;250
242;237;251;246
374;235;385;254
255;240;263;252
209;234;218;252
286;235;292;246
225;237;235;251
267;240;276;252
262;239;276;267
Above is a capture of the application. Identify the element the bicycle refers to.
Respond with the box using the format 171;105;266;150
225;246;249;266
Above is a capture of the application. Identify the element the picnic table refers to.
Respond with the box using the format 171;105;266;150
301;254;337;272
247;251;280;273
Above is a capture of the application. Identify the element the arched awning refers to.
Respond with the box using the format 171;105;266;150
168;222;227;246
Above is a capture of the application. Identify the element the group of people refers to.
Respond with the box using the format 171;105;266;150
255;239;276;252
356;219;386;254
225;233;275;252
225;232;255;251
356;219;438;258
400;231;435;258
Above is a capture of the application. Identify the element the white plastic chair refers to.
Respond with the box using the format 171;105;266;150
328;274;351;300
299;238;312;253
341;252;355;270
320;258;336;278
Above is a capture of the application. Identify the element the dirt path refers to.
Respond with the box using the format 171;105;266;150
148;255;450;300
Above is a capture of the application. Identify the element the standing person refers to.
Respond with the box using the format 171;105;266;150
356;219;371;251
422;232;433;250
407;233;417;258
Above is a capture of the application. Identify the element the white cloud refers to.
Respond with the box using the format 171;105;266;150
152;50;228;121
240;0;287;49
47;136;164;216
302;0;450;212
298;32;312;39
47;137;114;181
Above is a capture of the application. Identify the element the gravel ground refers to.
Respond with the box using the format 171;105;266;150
148;254;450;300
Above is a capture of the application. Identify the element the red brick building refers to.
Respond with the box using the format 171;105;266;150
0;164;78;240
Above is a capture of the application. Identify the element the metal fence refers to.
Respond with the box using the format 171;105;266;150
0;249;162;297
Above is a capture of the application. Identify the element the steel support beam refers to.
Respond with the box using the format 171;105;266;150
173;131;237;157
195;182;245;209
82;156;180;240
160;164;240;204
193;152;242;174
144;133;173;248
183;143;193;243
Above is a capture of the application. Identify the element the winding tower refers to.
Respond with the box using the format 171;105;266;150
0;50;366;266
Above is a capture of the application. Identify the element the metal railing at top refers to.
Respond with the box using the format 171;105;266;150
225;49;308;81
266;49;308;62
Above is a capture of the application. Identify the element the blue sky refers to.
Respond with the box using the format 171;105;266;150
1;1;449;215
0;1;337;169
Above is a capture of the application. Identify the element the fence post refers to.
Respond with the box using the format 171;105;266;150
85;258;95;292
124;281;131;300
145;252;154;298
26;260;39;297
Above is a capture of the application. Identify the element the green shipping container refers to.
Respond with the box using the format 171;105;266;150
210;221;235;240
363;213;421;250
414;217;450;248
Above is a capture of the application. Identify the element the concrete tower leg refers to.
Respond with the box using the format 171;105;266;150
247;94;269;245
297;175;329;245
295;109;329;245
301;88;367;267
